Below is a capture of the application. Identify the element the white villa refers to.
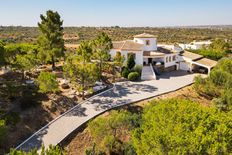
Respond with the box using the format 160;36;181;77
109;33;217;80
179;40;212;50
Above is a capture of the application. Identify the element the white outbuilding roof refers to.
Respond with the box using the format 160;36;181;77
134;33;156;38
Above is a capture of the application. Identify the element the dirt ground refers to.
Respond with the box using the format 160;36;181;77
0;66;120;154
62;85;212;155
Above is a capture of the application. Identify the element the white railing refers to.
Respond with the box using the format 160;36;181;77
150;63;157;80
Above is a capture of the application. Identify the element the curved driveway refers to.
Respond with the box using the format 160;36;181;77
16;71;199;152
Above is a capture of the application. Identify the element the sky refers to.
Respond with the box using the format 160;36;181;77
0;0;232;27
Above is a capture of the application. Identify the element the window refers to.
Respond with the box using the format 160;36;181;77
169;56;171;62
166;57;168;63
173;55;176;61
146;40;150;46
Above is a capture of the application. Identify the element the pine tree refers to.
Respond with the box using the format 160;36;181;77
64;41;98;99
92;32;113;80
37;10;65;69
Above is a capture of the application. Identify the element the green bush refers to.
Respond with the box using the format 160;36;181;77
37;71;59;94
121;67;130;78
127;54;135;70
128;72;140;81
133;65;142;75
132;99;232;155
88;110;139;154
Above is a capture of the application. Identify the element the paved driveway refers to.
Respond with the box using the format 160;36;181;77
16;71;198;152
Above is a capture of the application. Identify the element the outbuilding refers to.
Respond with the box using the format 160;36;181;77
179;51;217;74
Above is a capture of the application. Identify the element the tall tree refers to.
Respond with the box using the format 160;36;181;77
92;32;113;80
38;10;65;69
64;41;97;99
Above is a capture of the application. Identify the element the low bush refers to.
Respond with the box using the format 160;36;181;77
128;72;140;81
133;65;142;75
121;67;130;78
37;71;59;94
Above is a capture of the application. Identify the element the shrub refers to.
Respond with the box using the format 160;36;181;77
37;71;59;94
121;67;130;78
88;110;139;154
127;54;135;70
128;72;140;81
132;99;232;155
133;65;142;75
194;57;232;110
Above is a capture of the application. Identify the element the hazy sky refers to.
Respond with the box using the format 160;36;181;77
0;0;232;27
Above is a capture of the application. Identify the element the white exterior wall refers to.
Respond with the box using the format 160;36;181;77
179;44;197;50
110;50;143;65
180;62;191;71
179;56;194;71
135;51;143;65
164;54;177;68
134;38;157;51
109;49;117;58
179;43;205;50
120;51;129;63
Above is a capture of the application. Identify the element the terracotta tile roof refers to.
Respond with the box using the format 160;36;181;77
194;58;217;68
134;33;156;38
65;44;80;49
112;40;143;51
112;41;124;49
181;51;203;60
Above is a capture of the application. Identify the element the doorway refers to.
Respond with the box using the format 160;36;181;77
148;58;152;64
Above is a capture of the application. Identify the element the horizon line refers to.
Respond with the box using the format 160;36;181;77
1;24;232;28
